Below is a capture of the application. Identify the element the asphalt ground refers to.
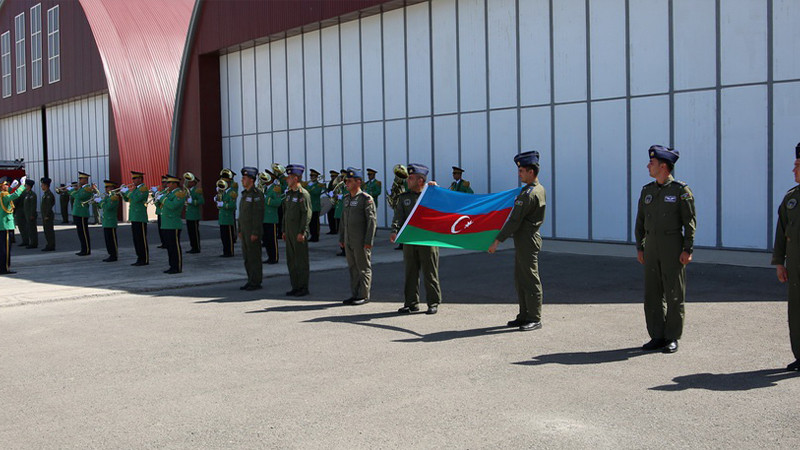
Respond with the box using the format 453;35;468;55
1;220;798;448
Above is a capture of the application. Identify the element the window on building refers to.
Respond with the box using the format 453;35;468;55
15;13;26;93
47;5;59;84
1;31;10;98
31;4;42;89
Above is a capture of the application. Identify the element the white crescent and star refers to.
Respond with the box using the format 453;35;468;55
451;215;473;234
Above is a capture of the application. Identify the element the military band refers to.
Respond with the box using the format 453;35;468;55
40;178;56;252
184;172;204;253
0;176;27;274
154;175;168;249
58;184;70;223
326;169;339;235
217;170;237;257
160;175;185;274
98;180;120;262
122;171;150;266
306;169;325;242
261;171;281;264
449;166;474;194
71;172;94;256
363;168;381;210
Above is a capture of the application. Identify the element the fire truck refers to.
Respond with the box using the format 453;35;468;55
0;159;26;189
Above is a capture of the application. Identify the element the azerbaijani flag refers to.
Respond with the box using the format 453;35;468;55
395;185;521;251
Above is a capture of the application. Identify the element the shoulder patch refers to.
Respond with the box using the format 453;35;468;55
673;180;687;187
84;185;93;192
175;191;186;199
787;186;799;194
230;191;238;199
139;186;149;193
195;187;203;194
463;181;470;188
273;185;282;193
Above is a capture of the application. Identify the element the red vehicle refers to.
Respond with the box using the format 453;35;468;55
0;159;26;191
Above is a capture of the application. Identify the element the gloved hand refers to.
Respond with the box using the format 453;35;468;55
216;201;224;208
19;176;26;186
151;186;158;193
328;192;335;198
337;194;343;199
120;185;129;193
67;185;74;191
155;193;163;201
94;196;102;203
10;180;19;189
187;196;193;204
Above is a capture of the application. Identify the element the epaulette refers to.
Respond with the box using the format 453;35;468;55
175;190;186;199
643;181;656;188
139;185;148;193
673;180;687;188
273;185;282;193
788;186;799;194
463;180;470;188
230;191;238;199
195;187;203;194
83;185;93;192
111;195;119;202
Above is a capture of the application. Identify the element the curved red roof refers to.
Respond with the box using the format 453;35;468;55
79;0;194;185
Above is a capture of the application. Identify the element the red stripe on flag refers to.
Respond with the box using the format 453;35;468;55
407;206;513;235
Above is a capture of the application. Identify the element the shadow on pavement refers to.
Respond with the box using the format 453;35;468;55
513;347;649;366
303;311;425;338
392;325;518;343
650;369;800;391
246;302;343;313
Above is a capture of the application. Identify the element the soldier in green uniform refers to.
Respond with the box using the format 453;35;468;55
364;168;382;211
184;172;204;253
154;175;168;249
22;179;38;249
160;175;186;274
635;145;696;354
283;164;312;296
40;177;56;251
339;168;377;305
772;143;800;371
217;173;237;257
13;183;28;246
488;151;547;331
326;169;340;234
305;169;325;242
238;167;265;290
58;184;70;223
1;176;27;274
334;170;348;256
449;166;474;193
70;172;94;256
98;180;121;262
261;172;281;264
121;171;150;266
390;163;442;315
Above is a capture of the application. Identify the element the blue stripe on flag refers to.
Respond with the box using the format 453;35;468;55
420;185;521;215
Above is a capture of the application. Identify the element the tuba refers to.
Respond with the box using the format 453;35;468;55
257;171;273;191
215;179;228;206
183;171;196;183
386;164;408;209
271;163;286;179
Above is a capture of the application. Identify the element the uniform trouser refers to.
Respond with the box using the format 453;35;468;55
157;215;166;246
403;244;442;307
26;215;38;247
310;212;320;241
131;221;149;264
285;232;309;290
42;214;55;249
220;224;235;256
104;227;118;258
16;216;27;245
1;230;11;272
92;204;100;224
75;216;90;254
785;259;800;360
262;222;279;262
164;228;182;272
277;205;284;235
242;233;263;286
346;241;372;299
513;233;543;323
643;237;686;341
60;202;69;222
186;220;201;251
327;209;337;233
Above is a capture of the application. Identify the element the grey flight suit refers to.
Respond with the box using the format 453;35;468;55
23;189;38;248
283;186;312;290
239;186;265;287
41;189;56;250
495;182;547;323
339;190;377;299
635;176;696;341
392;191;442;308
772;185;800;362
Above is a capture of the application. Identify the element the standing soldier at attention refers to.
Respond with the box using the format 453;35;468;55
238;167;265;290
488;151;547;331
635;145;696;354
326;169;339;234
39;177;56;252
216;174;237;257
283;164;312;297
261;172;281;264
449;166;474;194
1;176;27;274
160;175;186;274
390;163;442;315
13;182;28;247
184;172;203;254
363;168;382;211
58;184;70;223
305;169;325;242
339;168;377;305
334;169;348;256
772;143;800;372
121;171;150;266
153;175;168;249
70;172;94;256
98;180;120;262
23;179;38;249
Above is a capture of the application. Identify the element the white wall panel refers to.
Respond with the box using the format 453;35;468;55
243;135;258;167
255;44;272;133
721;85;768;248
721;0;767;86
673;0;716;91
408;118;432;170
272;131;289;166
433;115;459;184
361;15;383;122
221;138;231;171
270;41;288;131
321;26;342;126
287;36;305;130
590;0;626;100
303;31;322;128
629;0;669;96
305;128;324;176
488;0;517;109
227;51;243;137
519;0;550;106
257;133;272;170
343;124;362;168
229;136;244;176
432;0;458;114
323;126;343;173
629;95;669;241
521;106;553;237
591;100;627;241
363;122;385;225
674;90;717;247
288;130;305;165
383;9;406;120
460;112;487;194
220;53;229;137
458;0;487;112
554;103;588;239
553;0;587;103
773;82;800;217
407;2;431;117
240;47;257;135
340;21;362;124
385;120;407;168
774;0;800;81
489;109;518;193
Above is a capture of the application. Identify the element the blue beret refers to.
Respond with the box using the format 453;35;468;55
795;142;800;159
40;177;52;185
345;167;363;179
407;163;429;177
649;145;679;164
241;166;259;179
286;164;305;176
514;150;540;167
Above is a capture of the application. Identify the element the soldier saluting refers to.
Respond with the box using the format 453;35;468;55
339;168;377;305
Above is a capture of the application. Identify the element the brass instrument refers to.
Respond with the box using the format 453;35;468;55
386;164;409;209
215;179;228;206
326;172;346;207
257;171;273;191
80;183;102;206
107;183;135;195
183;171;197;183
271;163;286;179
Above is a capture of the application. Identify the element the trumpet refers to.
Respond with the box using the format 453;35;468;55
80;184;102;206
108;183;135;195
55;184;78;194
326;172;346;207
386;164;408;209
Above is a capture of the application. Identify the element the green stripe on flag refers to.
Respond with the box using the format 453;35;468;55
395;225;499;251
